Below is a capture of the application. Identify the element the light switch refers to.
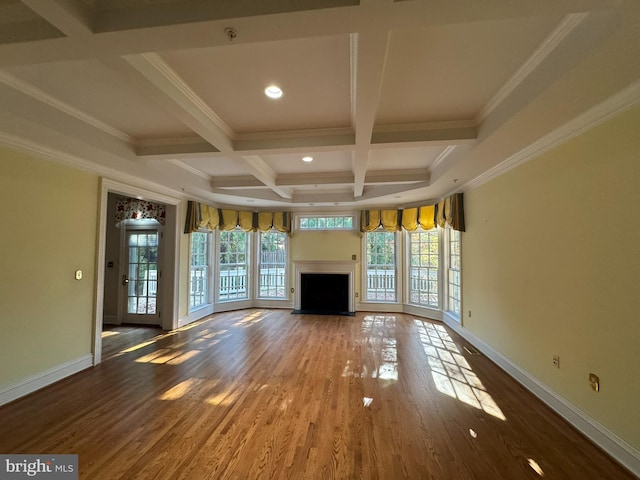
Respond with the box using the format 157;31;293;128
75;270;83;280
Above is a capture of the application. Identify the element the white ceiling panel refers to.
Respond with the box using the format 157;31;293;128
160;35;352;133
377;17;562;124
263;151;352;175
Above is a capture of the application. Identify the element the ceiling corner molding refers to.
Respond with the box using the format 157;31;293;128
465;79;640;191
126;53;235;140
0;71;133;143
0;131;96;172
475;12;589;124
430;145;457;170
166;159;211;180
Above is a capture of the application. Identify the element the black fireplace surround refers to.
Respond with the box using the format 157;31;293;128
294;273;353;316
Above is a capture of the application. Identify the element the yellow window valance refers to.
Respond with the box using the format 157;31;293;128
184;201;292;234
434;193;465;232
400;206;435;231
360;194;464;234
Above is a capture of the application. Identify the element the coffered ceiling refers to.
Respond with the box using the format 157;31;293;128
1;0;639;209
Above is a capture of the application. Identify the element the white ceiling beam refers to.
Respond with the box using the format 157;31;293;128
1;1;616;68
351;30;390;197
19;0;94;37
365;169;429;185
94;0;358;33
209;188;293;204
104;53;292;199
136;138;219;158
118;53;234;151
371;123;477;146
234;129;355;153
241;155;293;199
292;190;357;205
211;176;266;189
358;182;431;201
277;172;354;187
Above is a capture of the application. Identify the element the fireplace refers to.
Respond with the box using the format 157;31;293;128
293;261;356;315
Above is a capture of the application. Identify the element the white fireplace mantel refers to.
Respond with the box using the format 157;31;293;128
293;260;356;312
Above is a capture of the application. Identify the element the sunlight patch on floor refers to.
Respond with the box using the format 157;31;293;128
159;379;200;400
343;315;399;381
528;458;545;476
233;311;265;327
207;387;240;406
414;319;506;421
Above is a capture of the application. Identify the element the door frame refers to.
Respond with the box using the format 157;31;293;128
94;178;181;365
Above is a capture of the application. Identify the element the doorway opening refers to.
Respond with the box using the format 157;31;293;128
94;181;179;365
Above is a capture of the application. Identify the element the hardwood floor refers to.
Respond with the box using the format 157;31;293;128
0;309;634;479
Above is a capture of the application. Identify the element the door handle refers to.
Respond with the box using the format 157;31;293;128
122;275;129;285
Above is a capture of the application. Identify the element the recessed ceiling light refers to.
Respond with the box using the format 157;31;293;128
264;85;283;99
302;156;313;163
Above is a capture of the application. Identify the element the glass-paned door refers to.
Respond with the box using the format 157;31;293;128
123;230;160;324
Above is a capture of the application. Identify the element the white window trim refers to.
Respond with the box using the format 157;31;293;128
255;230;289;300
405;227;442;310
188;230;214;314
444;227;462;322
293;211;358;232
361;229;400;304
215;228;251;303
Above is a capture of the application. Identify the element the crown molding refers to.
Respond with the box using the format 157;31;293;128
0;131;186;199
476;13;589;124
465;78;640;191
166;159;212;180
0;71;133;143
430;145;457;170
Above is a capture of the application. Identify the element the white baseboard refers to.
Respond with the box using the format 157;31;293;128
404;304;443;321
443;318;640;478
179;304;214;328
0;354;93;406
253;299;294;310
357;302;403;313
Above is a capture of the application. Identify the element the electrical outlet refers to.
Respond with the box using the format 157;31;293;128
589;373;600;392
552;355;560;368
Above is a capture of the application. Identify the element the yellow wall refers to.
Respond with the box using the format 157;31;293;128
463;106;640;449
0;148;99;388
290;229;362;299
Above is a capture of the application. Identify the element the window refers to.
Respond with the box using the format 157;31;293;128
258;231;287;298
365;230;397;302
447;228;462;316
189;231;211;309
298;215;354;230
408;228;439;308
218;229;249;301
